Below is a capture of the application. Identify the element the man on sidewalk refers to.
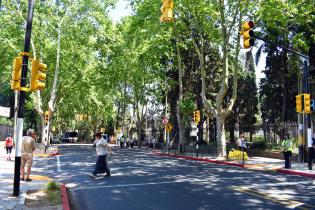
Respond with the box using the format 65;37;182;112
21;129;36;182
282;134;293;169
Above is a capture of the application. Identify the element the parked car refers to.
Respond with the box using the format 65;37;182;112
61;131;78;143
51;137;60;144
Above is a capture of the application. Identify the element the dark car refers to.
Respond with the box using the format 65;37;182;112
61;131;78;143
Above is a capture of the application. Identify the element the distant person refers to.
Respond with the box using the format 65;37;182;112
5;134;14;161
152;138;156;149
21;129;36;182
237;134;247;152
120;135;125;148
90;132;113;178
282;134;293;169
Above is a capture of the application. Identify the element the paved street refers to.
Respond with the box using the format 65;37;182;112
34;145;315;210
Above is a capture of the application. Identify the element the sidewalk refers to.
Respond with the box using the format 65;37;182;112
0;141;59;210
154;151;315;179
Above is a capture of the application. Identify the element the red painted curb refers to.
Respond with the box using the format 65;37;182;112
154;152;244;168
61;184;71;210
49;151;59;157
277;168;315;179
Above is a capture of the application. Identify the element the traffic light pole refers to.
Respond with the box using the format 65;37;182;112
254;35;309;60
303;60;313;168
13;0;35;196
254;34;312;166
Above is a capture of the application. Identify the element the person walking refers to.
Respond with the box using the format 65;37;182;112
90;132;113;178
282;134;293;169
21;129;36;182
5;134;14;161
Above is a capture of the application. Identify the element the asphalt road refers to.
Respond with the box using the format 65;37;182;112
34;145;315;210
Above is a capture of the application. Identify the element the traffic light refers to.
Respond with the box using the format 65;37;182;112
11;57;22;90
160;0;174;23
304;93;311;113
30;59;47;91
242;21;255;49
193;110;200;124
44;111;49;124
295;94;303;113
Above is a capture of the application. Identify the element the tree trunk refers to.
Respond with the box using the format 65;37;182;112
216;116;226;158
175;37;185;153
137;121;142;148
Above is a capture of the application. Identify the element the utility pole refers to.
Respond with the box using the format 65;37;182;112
13;0;35;196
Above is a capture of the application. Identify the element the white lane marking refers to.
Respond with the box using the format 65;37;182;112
57;155;61;172
74;179;190;190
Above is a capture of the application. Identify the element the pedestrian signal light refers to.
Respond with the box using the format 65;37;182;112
304;93;311;113
11;57;22;90
44;111;49;123
193;110;200;124
295;94;303;113
30;59;47;91
310;99;315;112
242;21;255;49
160;0;174;23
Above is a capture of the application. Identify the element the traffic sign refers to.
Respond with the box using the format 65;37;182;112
0;106;10;117
163;117;169;125
165;123;173;132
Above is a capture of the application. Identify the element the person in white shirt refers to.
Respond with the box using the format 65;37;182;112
238;134;247;152
90;132;113;178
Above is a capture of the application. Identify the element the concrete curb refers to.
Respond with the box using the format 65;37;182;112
154;152;244;168
154;152;315;179
277;168;315;179
34;149;59;158
15;191;26;210
61;184;70;210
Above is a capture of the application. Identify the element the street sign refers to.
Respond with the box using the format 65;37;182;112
190;124;198;136
165;123;173;132
163;117;169;125
0;106;10;117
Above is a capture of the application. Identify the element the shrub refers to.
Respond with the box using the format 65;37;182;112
46;180;59;191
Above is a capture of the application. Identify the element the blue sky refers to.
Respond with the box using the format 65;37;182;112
108;0;266;84
108;0;132;23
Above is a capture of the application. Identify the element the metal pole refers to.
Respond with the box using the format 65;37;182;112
196;136;199;157
242;146;244;165
304;59;313;170
167;131;169;154
13;0;35;197
254;35;309;60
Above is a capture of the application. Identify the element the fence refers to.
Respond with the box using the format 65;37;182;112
160;122;301;161
0;125;13;141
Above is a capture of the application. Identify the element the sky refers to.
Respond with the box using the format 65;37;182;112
108;0;266;85
108;0;132;23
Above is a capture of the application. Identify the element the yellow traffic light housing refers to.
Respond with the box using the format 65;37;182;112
193;110;200;124
44;111;49;123
30;59;47;91
160;0;174;23
11;57;22;90
242;21;255;49
295;94;303;113
304;93;311;113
